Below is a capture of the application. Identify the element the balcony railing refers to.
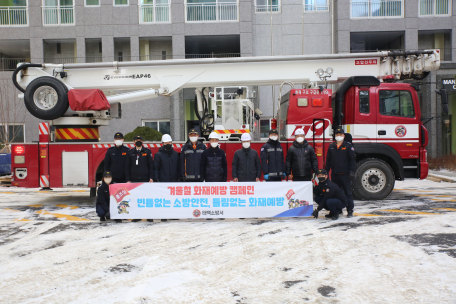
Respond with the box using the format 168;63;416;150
351;0;403;18
0;6;28;26
139;55;173;61
42;6;75;26
139;4;171;23
304;3;329;12
185;53;241;59
255;5;281;13
185;2;238;22
0;58;27;71
419;0;450;16
44;57;77;64
86;56;103;63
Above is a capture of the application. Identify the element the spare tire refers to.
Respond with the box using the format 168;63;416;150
24;76;69;120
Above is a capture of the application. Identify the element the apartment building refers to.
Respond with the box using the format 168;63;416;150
0;0;455;157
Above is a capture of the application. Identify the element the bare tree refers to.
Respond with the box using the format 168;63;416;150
0;79;26;153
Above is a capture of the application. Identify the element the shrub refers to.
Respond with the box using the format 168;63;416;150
124;126;163;142
428;153;456;172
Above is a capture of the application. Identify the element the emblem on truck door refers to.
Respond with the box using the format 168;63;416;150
395;125;407;137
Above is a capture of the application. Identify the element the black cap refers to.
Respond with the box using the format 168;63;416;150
317;169;328;175
114;132;123;139
334;128;344;135
103;171;112;177
134;135;143;140
188;129;199;135
269;129;278;135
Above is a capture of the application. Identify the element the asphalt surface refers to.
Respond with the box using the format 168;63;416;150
0;179;455;303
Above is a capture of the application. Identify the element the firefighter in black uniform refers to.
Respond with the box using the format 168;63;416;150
125;135;154;183
325;127;356;217
180;129;206;182
312;169;348;220
286;128;318;181
154;134;180;182
260;129;286;182
104;132;129;183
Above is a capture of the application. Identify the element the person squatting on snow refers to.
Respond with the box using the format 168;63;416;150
312;169;348;221
96;171;112;221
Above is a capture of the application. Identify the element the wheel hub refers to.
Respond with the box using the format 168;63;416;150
361;168;386;193
33;86;58;110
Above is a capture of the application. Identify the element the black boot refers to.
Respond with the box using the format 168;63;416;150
161;219;167;222
325;213;333;218
115;219;122;223
347;211;354;218
331;213;339;220
100;217;106;221
131;219;141;222
147;219;154;222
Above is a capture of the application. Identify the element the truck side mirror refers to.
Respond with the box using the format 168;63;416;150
436;88;448;116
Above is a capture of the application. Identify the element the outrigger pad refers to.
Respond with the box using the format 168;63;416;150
68;89;110;111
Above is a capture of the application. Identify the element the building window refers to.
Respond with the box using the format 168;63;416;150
351;0;404;19
259;118;271;139
0;124;25;144
379;90;415;118
185;0;239;23
359;90;370;114
85;0;100;6
42;0;75;26
114;0;128;6
255;0;281;13
142;120;170;135
139;0;170;23
418;30;452;61
0;0;28;27
419;0;451;17
304;0;329;12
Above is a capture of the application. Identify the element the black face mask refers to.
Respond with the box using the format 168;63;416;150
164;144;172;150
135;141;142;147
318;177;327;183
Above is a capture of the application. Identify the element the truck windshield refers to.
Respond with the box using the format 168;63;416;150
379;90;415;118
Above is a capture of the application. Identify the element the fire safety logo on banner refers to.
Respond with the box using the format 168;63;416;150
113;188;130;203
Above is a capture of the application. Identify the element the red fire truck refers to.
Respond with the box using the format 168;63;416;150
9;51;444;200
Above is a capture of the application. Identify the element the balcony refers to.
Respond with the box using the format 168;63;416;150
255;5;280;13
419;0;451;17
42;5;75;26
0;58;27;71
351;0;403;19
185;53;240;59
185;1;238;23
304;0;329;12
0;6;28;26
139;3;171;23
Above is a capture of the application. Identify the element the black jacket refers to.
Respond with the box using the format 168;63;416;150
260;139;285;177
325;141;356;174
286;140;318;177
200;146;227;182
104;145;130;182
232;147;262;182
96;182;110;217
314;179;348;210
125;146;154;182
154;146;180;182
180;140;206;181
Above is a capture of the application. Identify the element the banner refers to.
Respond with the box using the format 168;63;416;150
109;182;313;219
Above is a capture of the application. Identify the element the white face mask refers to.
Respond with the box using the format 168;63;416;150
104;178;112;184
189;136;198;143
242;142;250;149
296;137;304;143
335;136;344;142
270;136;278;141
210;142;218;148
114;140;123;146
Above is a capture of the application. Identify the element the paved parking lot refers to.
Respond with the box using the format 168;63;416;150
1;179;455;303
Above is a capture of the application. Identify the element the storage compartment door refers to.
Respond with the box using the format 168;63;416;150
62;151;88;186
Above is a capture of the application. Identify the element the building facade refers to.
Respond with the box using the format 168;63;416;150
0;0;455;156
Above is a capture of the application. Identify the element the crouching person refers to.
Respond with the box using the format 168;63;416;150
311;169;348;220
96;171;112;222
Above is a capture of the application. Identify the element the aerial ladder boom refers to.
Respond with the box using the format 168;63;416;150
12;50;441;125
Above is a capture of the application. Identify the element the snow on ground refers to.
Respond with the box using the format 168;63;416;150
0;179;456;303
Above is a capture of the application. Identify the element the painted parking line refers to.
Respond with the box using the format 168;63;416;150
381;209;439;215
13;219;32;222
0;192;17;194
3;208;22;212
431;208;456;212
431;199;456;202
28;204;43;208
353;213;382;217
416;195;456;197
35;210;90;221
55;204;79;210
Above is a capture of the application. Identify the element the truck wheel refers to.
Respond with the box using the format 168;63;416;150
352;158;395;200
24;76;69;120
90;187;97;198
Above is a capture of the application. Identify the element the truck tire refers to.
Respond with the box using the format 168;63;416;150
90;187;97;198
352;158;395;200
24;76;69;120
